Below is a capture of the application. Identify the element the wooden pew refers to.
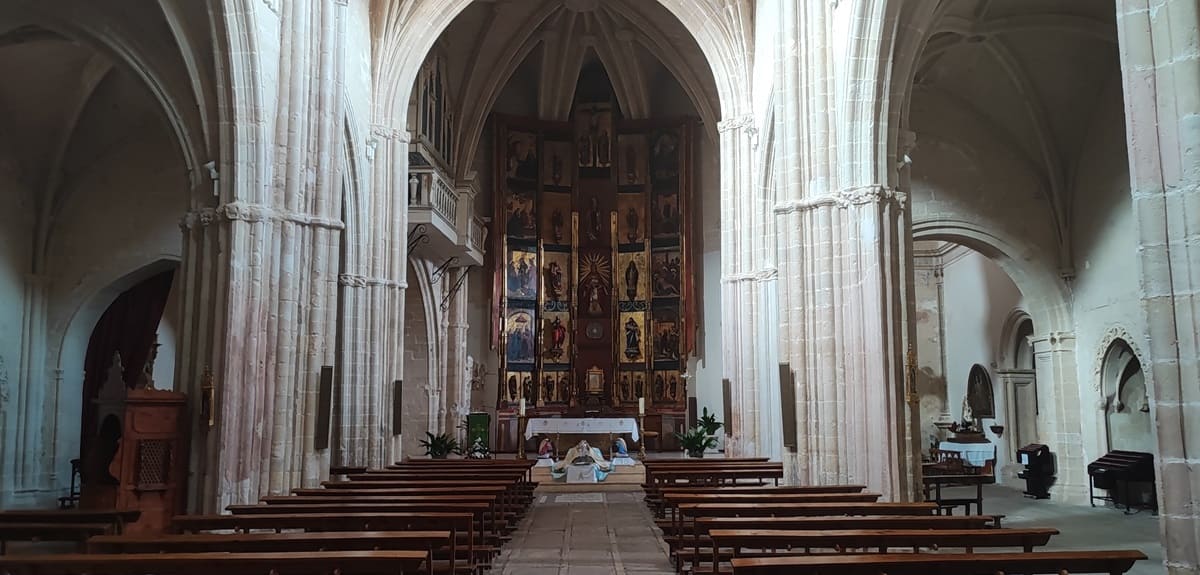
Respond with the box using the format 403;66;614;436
171;512;475;574
227;501;504;540
88;531;451;575
0;509;140;535
705;528;1058;575
729;550;1147;575
661;493;883;526
285;486;524;520
666;515;1001;553
0;523;113;554
648;484;865;515
672;503;936;574
648;485;867;516
0;550;428;575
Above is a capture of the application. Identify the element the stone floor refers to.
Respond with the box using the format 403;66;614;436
978;483;1165;574
493;490;674;575
494;483;1167;575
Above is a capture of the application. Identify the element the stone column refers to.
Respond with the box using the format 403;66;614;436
771;0;915;500
183;0;346;511
1029;332;1087;502
443;269;470;436
1116;2;1200;572
718;112;781;460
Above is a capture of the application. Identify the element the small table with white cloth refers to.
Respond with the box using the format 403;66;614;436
524;417;641;459
938;440;997;470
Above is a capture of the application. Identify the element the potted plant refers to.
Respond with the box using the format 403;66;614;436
698;407;723;437
419;432;461;459
674;426;719;459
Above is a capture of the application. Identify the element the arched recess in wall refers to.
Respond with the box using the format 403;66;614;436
996;310;1038;451
401;261;440;458
966;364;995;420
73;262;178;504
1099;338;1152;454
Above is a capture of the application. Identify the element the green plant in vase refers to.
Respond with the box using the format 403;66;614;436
697;407;723;437
419;432;462;459
674;426;719;458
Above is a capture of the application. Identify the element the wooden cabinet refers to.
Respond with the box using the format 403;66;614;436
110;389;189;533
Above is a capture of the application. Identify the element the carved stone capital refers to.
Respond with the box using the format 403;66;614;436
773;185;908;214
717;114;755;133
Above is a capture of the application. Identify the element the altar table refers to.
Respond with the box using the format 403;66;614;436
524;418;641;442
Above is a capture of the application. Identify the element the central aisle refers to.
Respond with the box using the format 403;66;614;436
493;489;675;575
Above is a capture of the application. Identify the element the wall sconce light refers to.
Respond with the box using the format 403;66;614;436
989;424;1005;437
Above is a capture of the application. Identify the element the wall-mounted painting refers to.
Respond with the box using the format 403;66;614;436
506;192;537;239
505;309;537;364
651;251;682;297
652;307;682;362
652;193;679;239
650;130;679;182
506;370;533;403
654;370;682;402
507;249;539;299
506;131;539;181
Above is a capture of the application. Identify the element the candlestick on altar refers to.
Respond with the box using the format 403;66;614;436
638;415;647;460
638;396;645;415
517;415;527;459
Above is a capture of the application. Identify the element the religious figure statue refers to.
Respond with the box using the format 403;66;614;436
624;316;642;360
507;374;518;403
597;130;610;165
538;437;555;459
624;143;638;183
960;394;974;426
668;375;679;400
613;437;628;457
542;375;555;403
586;277;604;315
587;195;602;241
551;440;611;482
625;206;640;243
634;374;645;398
551;152;564;185
654;374;665;399
578;133;592;167
625;259;639;300
546;261;565;300
551;208;565;243
621;375;631;401
547;317;567;359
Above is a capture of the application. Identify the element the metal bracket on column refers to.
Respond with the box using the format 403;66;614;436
432;257;459;281
408;224;429;256
440;266;474;312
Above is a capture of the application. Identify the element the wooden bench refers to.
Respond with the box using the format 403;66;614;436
661;493;883;525
0;509;140;535
0;522;113;554
664;515;1002;554
729;550;1148;574
647;484;867;516
171;512;477;574
0;550;428;575
227;501;505;539
671;502;937;573
701;528;1058;575
88;531;451;575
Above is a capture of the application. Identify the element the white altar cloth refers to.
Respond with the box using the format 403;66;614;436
939;441;996;467
524;417;640;442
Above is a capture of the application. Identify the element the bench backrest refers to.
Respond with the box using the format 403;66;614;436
729;550;1147;575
